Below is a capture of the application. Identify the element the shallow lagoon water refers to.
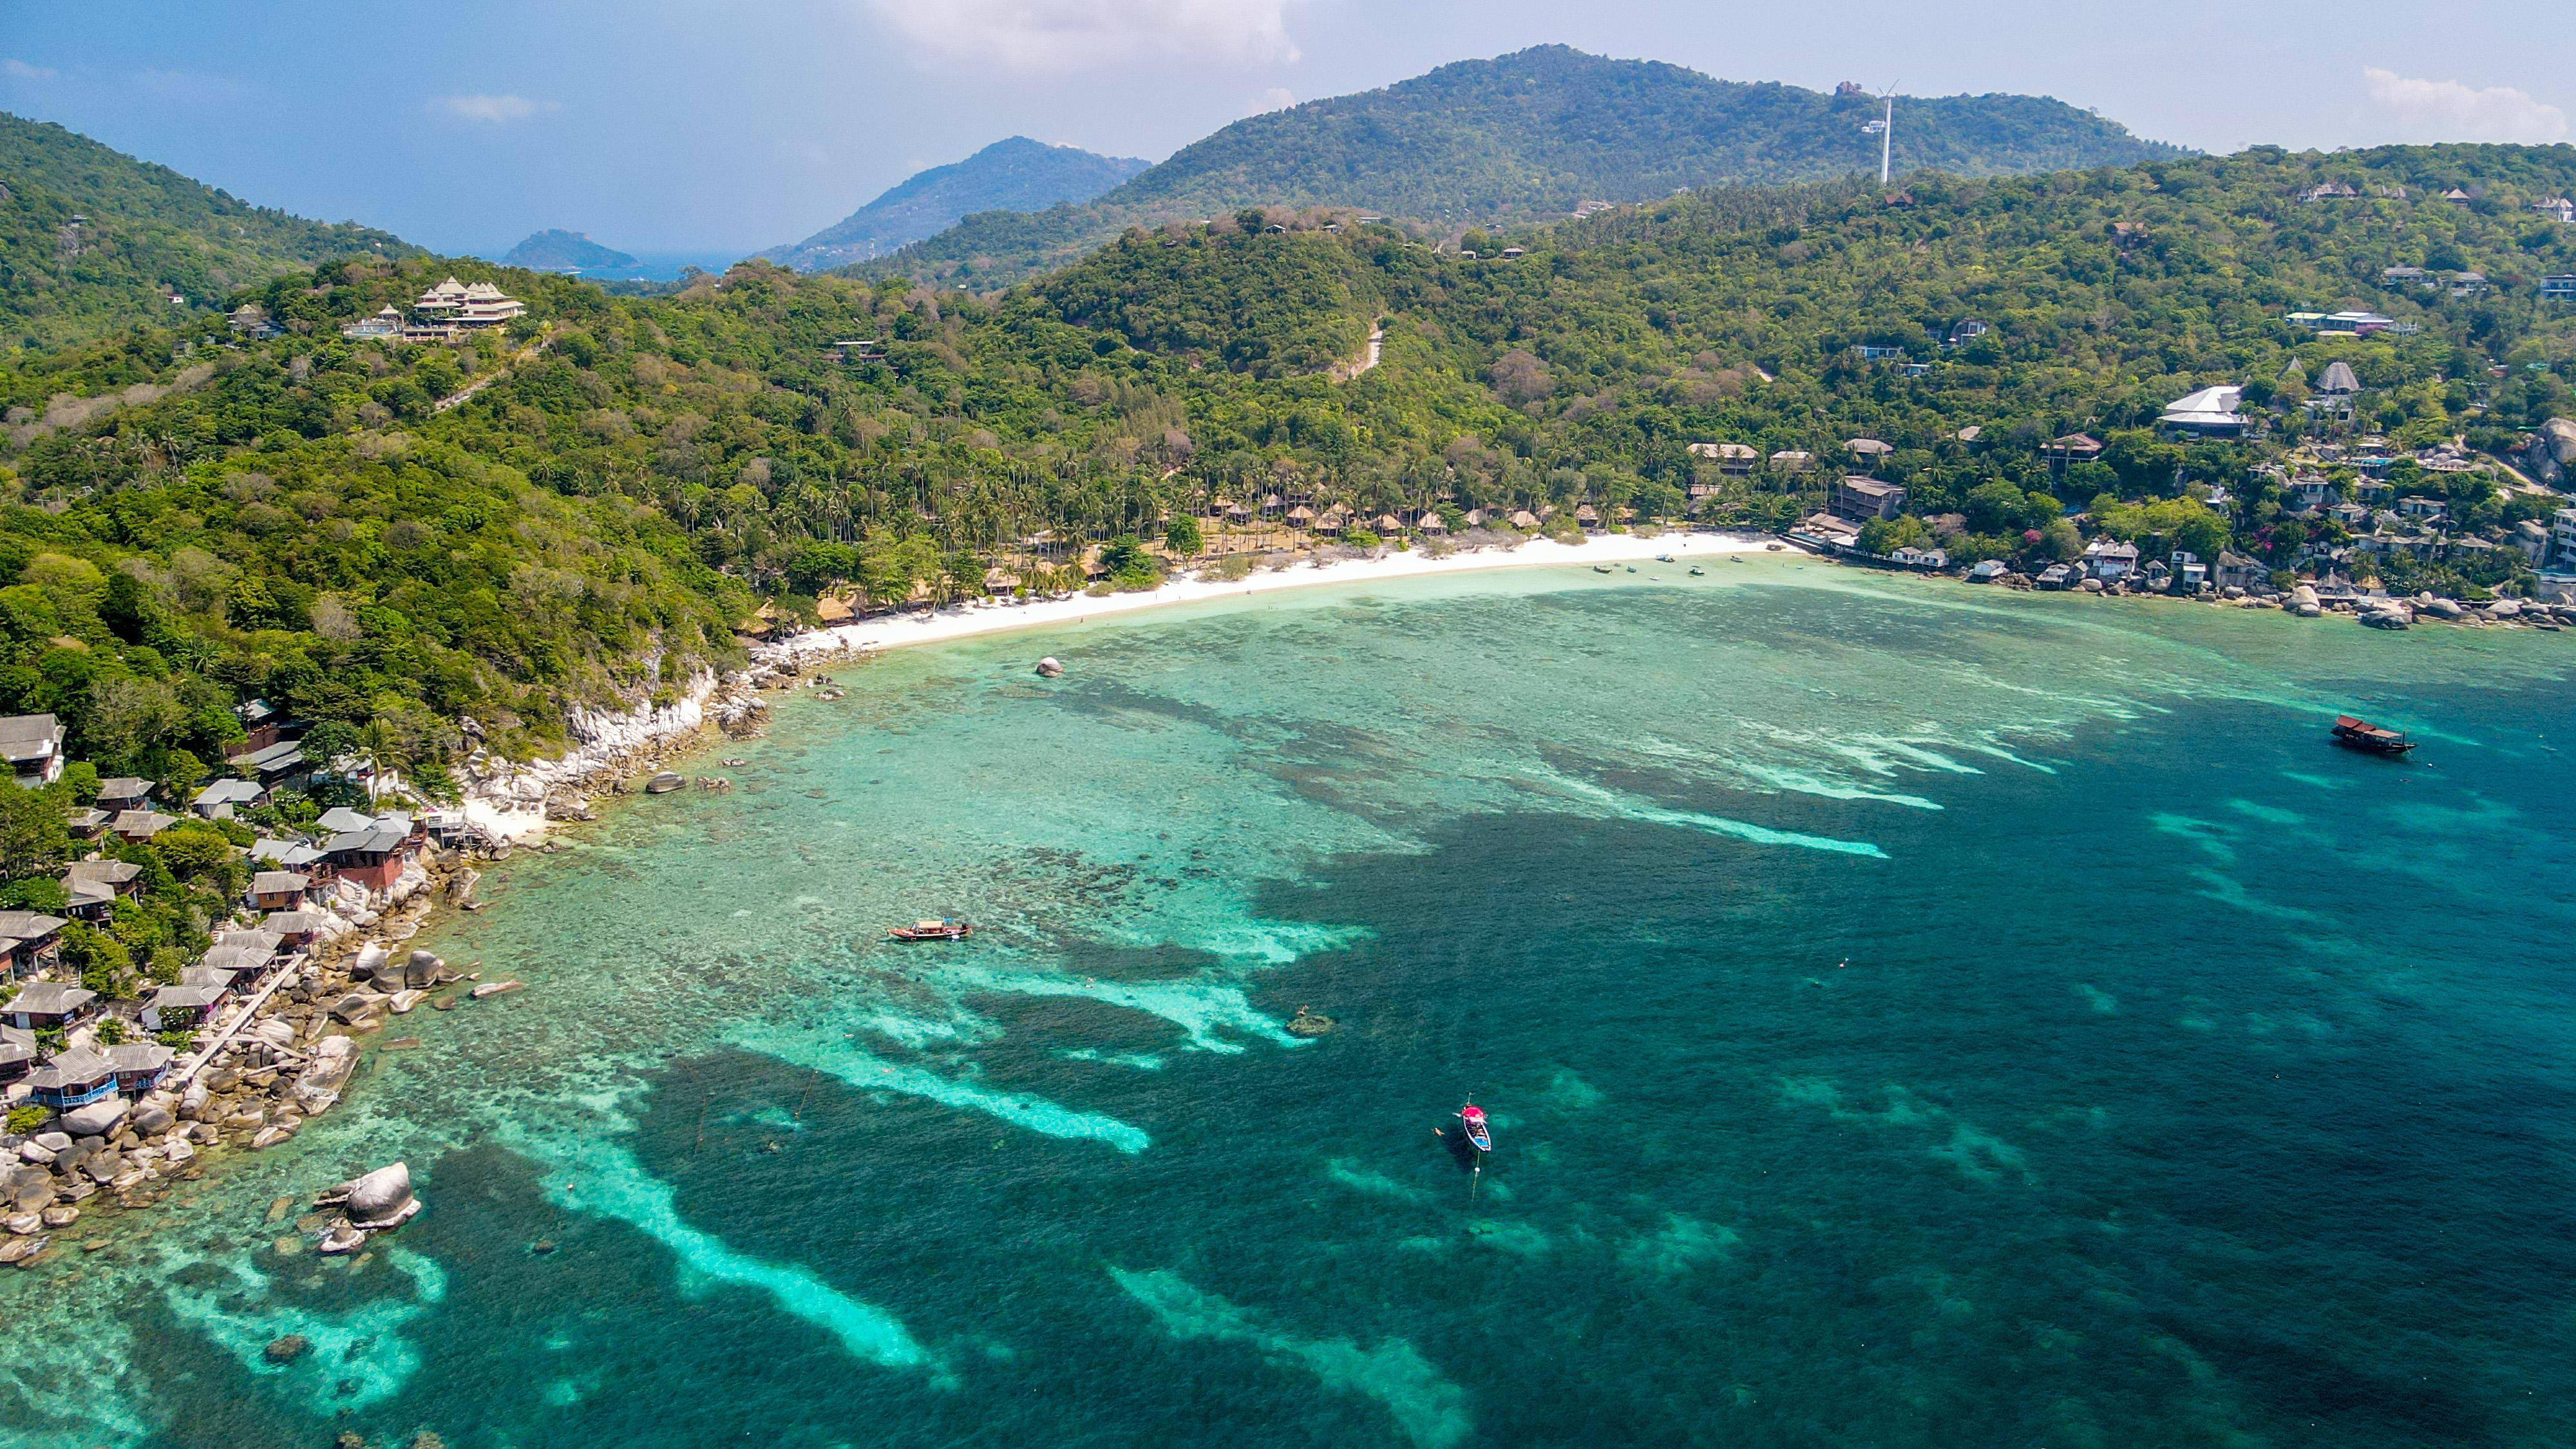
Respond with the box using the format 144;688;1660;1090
4;557;2573;1447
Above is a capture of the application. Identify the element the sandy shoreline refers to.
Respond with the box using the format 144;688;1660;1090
452;530;1779;842
763;529;1781;661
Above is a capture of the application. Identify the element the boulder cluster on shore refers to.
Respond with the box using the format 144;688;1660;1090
0;855;488;1269
0;650;825;1274
1966;564;2576;629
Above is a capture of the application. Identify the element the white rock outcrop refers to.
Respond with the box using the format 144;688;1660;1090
314;1161;421;1236
457;674;720;842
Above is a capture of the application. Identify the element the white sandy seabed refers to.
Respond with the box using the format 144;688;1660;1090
460;529;1783;841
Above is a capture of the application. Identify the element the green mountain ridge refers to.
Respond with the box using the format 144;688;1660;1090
0;111;417;348
762;137;1150;272
860;45;2187;288
3;133;2574;807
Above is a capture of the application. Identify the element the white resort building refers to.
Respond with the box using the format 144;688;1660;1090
390;278;530;343
415;278;528;328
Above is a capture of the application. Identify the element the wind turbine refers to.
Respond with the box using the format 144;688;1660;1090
1859;84;1897;185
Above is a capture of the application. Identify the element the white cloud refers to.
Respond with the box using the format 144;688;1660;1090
3;59;58;80
439;93;555;124
1251;86;1294;114
866;0;1299;73
2362;68;2568;144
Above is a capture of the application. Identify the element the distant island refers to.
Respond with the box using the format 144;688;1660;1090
499;229;641;274
762;137;1150;272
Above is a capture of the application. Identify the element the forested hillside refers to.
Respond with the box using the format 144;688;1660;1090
5;141;2575;798
0;112;415;347
764;137;1150;272
867;46;2182;286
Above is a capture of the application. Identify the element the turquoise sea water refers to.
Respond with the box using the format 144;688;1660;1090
5;557;2573;1448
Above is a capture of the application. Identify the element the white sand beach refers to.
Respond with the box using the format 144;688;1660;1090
763;528;1785;661
460;529;1784;841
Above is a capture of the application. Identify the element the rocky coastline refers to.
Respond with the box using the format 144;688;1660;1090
1;849;471;1269
1960;564;2576;630
0;649;848;1271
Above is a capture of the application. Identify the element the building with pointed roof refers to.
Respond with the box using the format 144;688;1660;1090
0;714;64;788
2159;385;2248;439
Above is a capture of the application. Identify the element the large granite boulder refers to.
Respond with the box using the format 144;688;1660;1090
131;1103;175;1137
312;1160;423;1232
59;1099;127;1140
292;1057;352;1117
8;1165;54;1205
404;950;446;989
341;1162;417;1229
327;990;388;1026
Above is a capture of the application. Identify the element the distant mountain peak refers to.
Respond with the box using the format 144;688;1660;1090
500;229;639;272
870;47;2184;289
762;137;1150;272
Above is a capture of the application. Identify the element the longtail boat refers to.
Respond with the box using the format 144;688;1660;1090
887;918;973;942
2331;715;2414;756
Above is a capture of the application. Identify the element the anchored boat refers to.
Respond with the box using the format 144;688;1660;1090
1457;1101;1492;1155
2331;715;2415;756
887;918;974;942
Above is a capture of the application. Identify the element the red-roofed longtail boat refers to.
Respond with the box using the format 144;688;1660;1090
2331;715;2414;756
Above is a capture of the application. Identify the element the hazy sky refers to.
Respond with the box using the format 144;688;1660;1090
3;1;2570;257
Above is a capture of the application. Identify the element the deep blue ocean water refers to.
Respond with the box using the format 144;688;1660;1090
4;559;2571;1448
